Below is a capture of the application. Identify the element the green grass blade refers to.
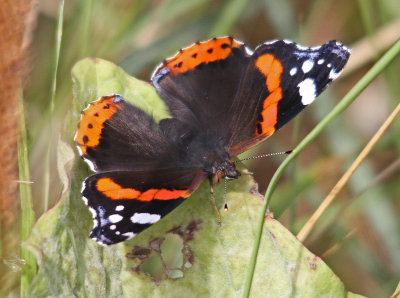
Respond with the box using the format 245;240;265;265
262;0;297;39
18;90;36;298
79;0;93;58
243;38;400;298
43;0;65;212
357;0;376;36
207;0;250;37
49;0;64;128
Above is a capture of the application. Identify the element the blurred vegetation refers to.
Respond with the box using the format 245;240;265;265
1;0;399;296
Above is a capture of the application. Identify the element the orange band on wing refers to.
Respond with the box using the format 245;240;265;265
96;177;189;201
255;54;283;91
97;177;141;199
161;37;242;76
75;95;121;155
254;54;283;136
257;88;282;135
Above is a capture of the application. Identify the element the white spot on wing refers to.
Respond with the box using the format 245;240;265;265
310;45;321;50
343;45;351;53
88;207;97;218
96;240;108;247
264;39;278;45
329;68;340;80
76;145;83;156
115;205;124;212
96;206;108;226
84;159;96;172
327;63;332;68
244;46;253;55
231;37;245;46
115;231;120;235
298;78;317;105
302;60;314;73
290;67;297;76
81;182;86;195
317;59;324;65
109;214;123;223
110;225;116;230
122;232;136;238
131;213;161;224
295;44;308;50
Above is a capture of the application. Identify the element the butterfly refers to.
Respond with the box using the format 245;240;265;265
74;37;350;245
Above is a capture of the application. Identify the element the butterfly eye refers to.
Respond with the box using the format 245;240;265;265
211;170;224;186
216;170;225;180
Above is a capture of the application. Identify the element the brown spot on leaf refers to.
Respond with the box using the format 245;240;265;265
149;238;162;253
127;219;203;281
126;247;151;259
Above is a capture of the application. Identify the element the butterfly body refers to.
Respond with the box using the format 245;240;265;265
75;37;350;245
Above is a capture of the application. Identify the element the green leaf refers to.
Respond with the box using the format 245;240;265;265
24;58;362;297
71;57;171;123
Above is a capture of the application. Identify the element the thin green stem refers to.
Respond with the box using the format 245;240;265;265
288;114;301;232
242;38;400;297
19;89;36;298
44;0;64;212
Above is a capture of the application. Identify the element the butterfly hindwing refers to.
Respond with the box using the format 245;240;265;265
82;168;206;245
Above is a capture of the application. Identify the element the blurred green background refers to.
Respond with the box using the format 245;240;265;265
5;0;400;296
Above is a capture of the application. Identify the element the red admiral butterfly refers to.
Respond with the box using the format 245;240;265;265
75;37;350;245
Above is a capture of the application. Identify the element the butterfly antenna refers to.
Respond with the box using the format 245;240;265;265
235;150;292;162
224;178;228;211
209;177;221;226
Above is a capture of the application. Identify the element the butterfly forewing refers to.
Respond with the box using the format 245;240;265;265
75;94;188;172
228;40;350;155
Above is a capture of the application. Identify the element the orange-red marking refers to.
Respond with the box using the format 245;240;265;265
161;37;242;76
75;95;121;155
254;54;283;136
96;177;189;201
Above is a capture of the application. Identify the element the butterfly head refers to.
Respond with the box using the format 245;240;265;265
211;159;240;185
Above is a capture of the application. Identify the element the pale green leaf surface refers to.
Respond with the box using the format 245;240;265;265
24;58;360;297
71;58;171;122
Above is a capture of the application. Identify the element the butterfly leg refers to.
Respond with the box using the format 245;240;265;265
209;177;221;226
224;178;229;211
